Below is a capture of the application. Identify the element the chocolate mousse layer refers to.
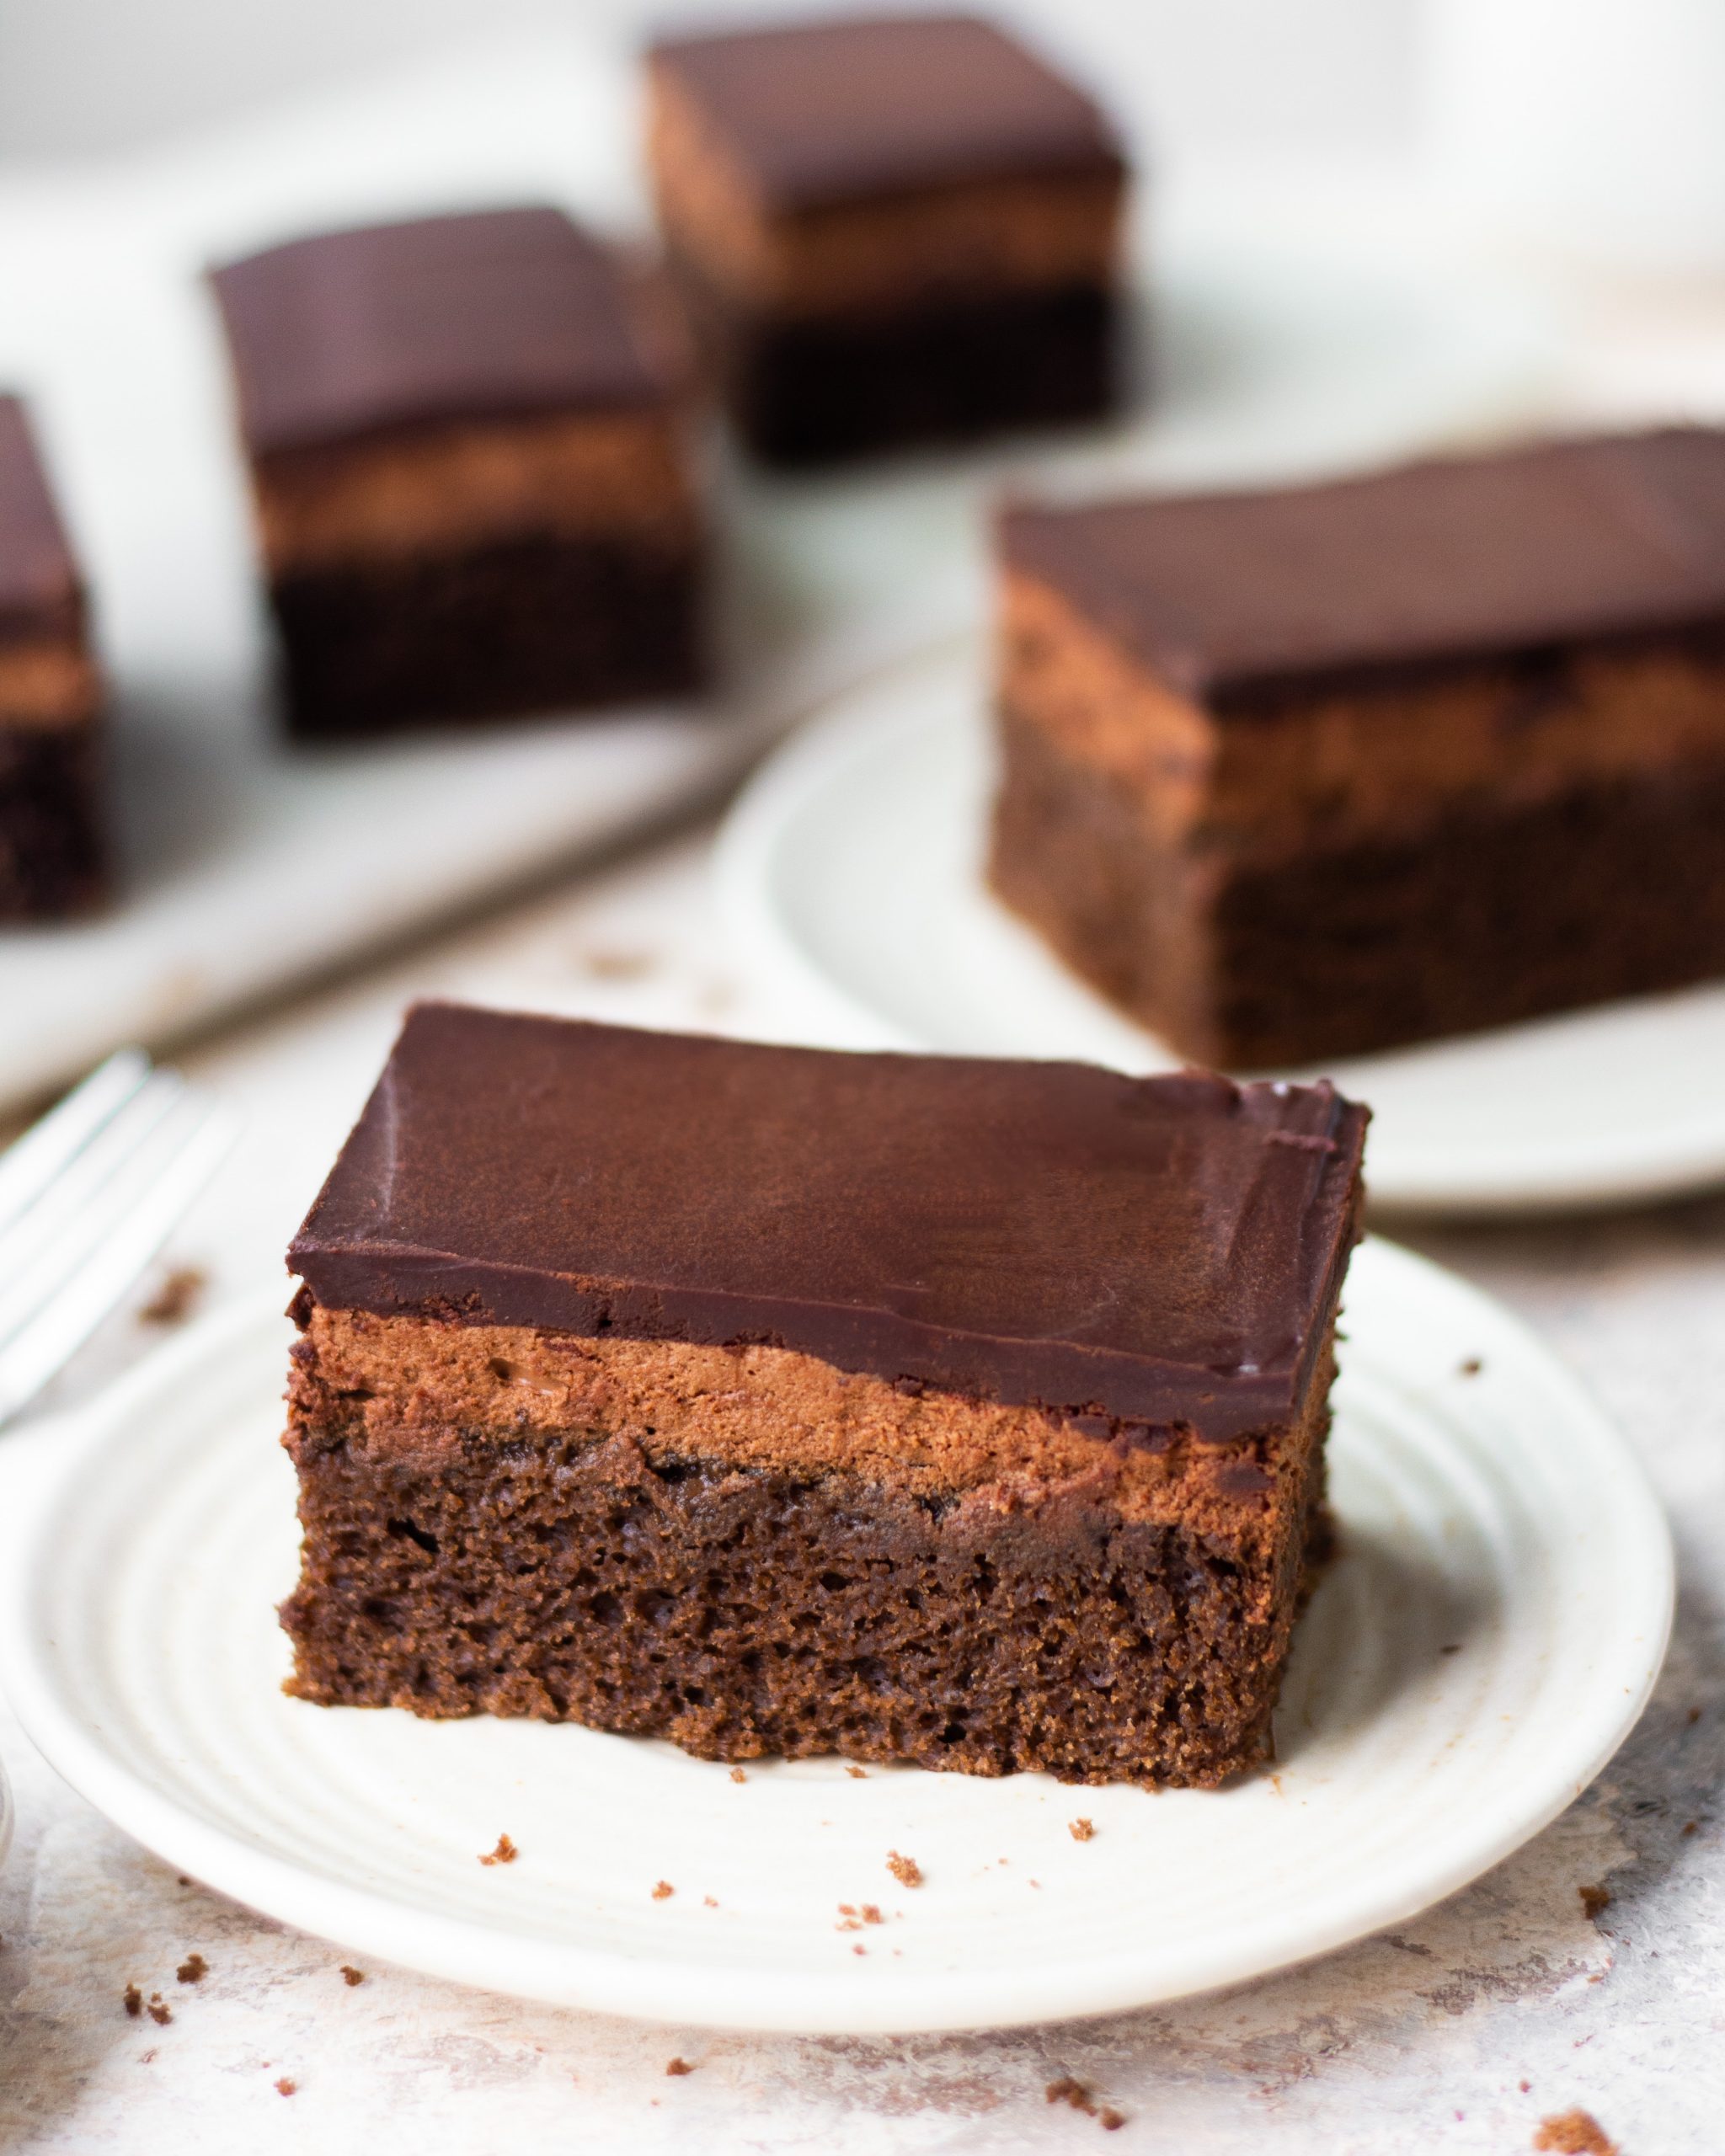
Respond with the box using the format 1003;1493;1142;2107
0;395;105;920
992;429;1725;1065
645;15;1129;464
281;1004;1366;1787
210;209;706;736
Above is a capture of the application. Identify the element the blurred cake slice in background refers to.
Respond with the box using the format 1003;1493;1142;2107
646;13;1129;467
209;207;707;739
0;395;105;921
991;427;1725;1066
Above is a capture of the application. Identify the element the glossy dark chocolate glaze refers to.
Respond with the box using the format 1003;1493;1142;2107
0;395;80;636
649;13;1123;212
1003;428;1725;705
290;1005;1367;1441
209;208;670;456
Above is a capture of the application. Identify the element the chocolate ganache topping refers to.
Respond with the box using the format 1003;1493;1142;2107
290;1004;1367;1442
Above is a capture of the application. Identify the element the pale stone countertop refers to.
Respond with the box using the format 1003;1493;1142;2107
0;830;1719;2156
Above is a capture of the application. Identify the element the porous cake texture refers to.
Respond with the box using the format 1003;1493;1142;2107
646;14;1128;464
281;1004;1366;1788
209;208;705;736
0;394;104;921
992;427;1725;1066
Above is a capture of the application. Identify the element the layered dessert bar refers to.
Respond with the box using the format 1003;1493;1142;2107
0;395;104;921
646;13;1128;466
209;207;705;738
281;1003;1366;1788
992;428;1725;1067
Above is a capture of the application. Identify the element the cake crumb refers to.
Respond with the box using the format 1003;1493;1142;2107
140;1266;206;1326
1070;1817;1096;1842
340;1966;365;1987
146;1995;172;2026
123;1984;142;2019
886;1850;922;1888
176;1954;207;1984
275;2077;297;2098
478;1834;518;1866
861;1904;884;1924
139;2049;157;2064
1520;2081;1532;2094
852;1944;867;1956
1683;1820;1698;1836
1046;2075;1124;2127
1459;1356;1483;1377
729;1768;747;1784
1578;1882;1612;1920
652;1880;675;1901
578;946;654;981
846;1766;867;1779
1533;2111;1617;2155
702;1896;718;1908
665;2057;695;2077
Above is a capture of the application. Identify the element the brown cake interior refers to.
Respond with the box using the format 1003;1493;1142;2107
282;1301;1337;1787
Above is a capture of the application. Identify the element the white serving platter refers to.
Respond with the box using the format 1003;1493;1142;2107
0;1241;1671;2032
0;35;1555;1116
716;642;1725;1214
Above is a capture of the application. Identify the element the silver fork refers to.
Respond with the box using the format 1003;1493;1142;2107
0;1049;235;1428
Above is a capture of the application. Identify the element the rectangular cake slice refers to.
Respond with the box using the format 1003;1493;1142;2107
0;394;104;921
992;427;1725;1067
209;208;706;737
646;14;1128;466
282;1005;1365;1789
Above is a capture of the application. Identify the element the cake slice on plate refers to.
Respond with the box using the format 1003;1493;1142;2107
993;428;1725;1065
281;1003;1365;1788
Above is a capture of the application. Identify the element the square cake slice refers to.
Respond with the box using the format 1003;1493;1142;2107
0;395;104;921
646;13;1128;466
281;1004;1366;1789
992;427;1725;1067
209;207;706;738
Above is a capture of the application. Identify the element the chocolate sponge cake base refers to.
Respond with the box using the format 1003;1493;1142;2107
992;699;1725;1069
270;531;705;739
0;723;106;921
280;1305;1338;1789
675;268;1119;467
281;1426;1328;1789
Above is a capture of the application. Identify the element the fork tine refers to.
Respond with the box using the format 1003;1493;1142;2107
0;1104;233;1426
0;1070;187;1299
0;1049;152;1235
0;1090;215;1350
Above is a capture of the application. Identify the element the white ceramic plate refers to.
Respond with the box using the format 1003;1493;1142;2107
716;643;1725;1215
1;1242;1670;2033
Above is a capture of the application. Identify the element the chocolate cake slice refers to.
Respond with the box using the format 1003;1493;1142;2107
281;1005;1365;1789
646;13;1129;465
992;426;1725;1066
0;394;104;921
209;208;706;737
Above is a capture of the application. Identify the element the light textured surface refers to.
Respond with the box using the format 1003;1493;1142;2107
0;835;1722;2151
